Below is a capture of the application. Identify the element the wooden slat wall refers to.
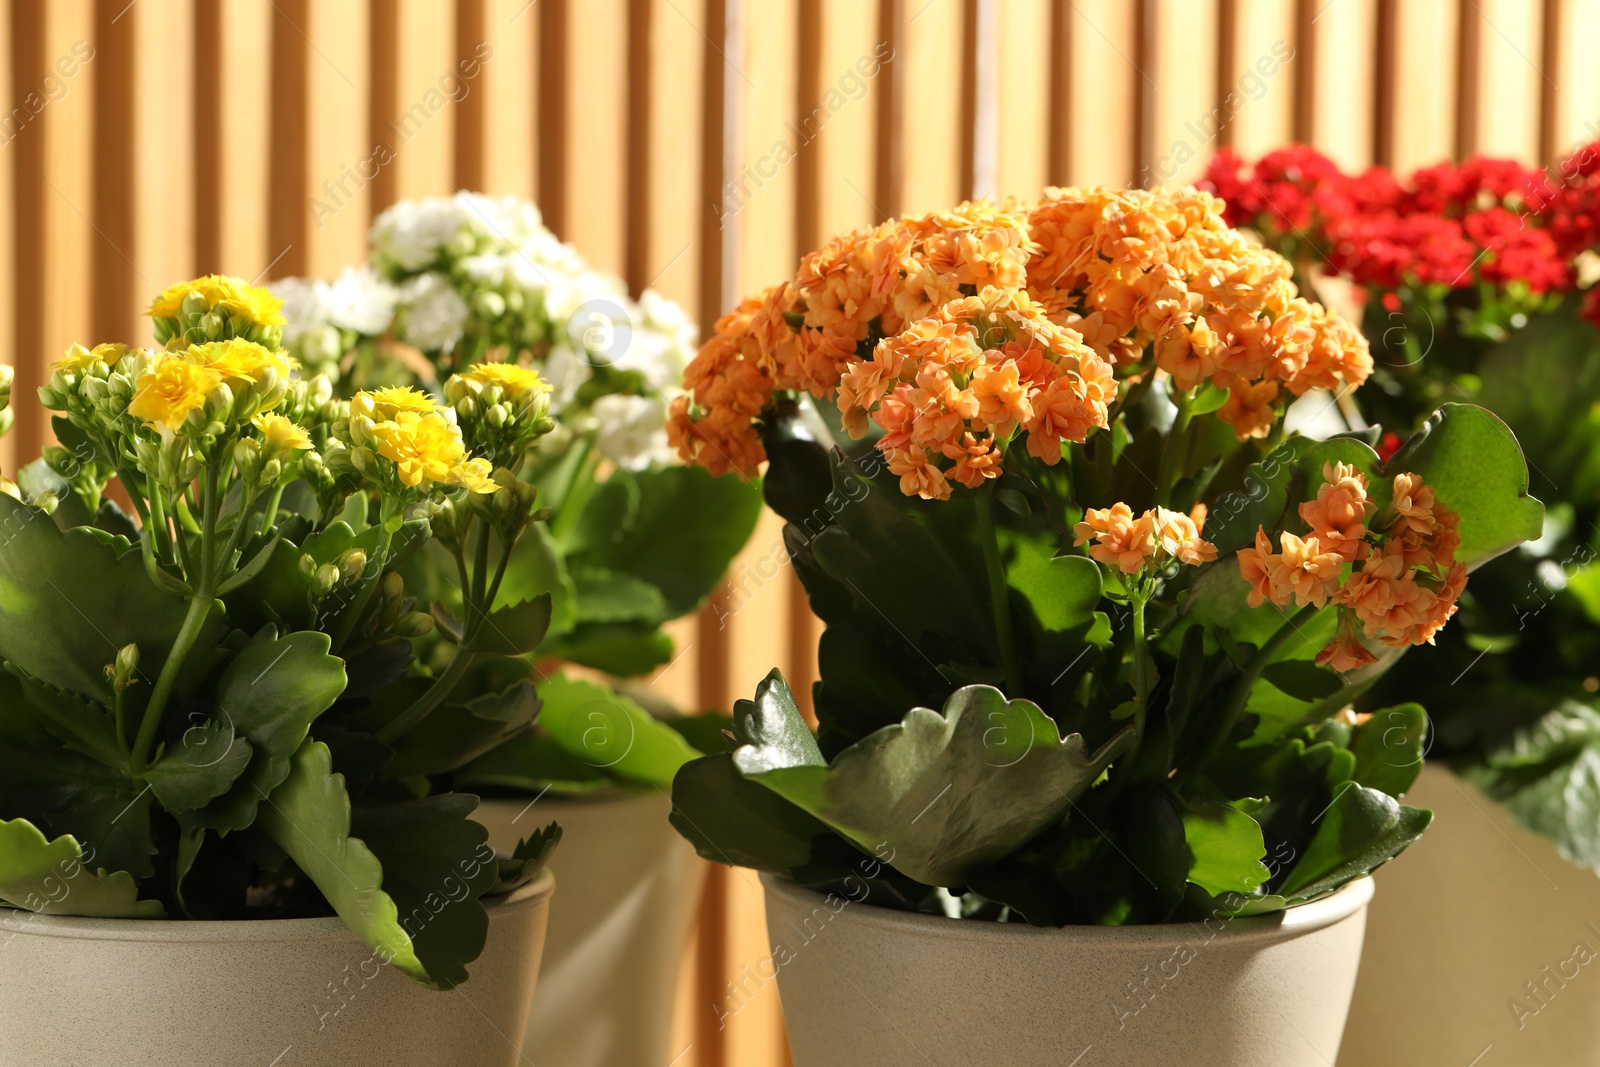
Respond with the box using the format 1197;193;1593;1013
2;1;1592;1063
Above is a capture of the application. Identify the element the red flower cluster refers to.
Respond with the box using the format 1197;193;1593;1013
1202;142;1600;299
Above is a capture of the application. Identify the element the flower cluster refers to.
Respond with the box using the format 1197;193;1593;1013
1073;502;1217;574
1202;143;1600;298
441;361;555;469
274;193;698;471
148;274;287;350
331;386;497;499
671;189;1373;496
1236;462;1465;671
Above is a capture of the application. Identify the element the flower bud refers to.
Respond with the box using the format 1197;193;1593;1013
339;548;368;584
382;571;404;600
313;562;341;595
394;611;435;637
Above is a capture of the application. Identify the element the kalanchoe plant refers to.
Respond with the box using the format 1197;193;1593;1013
271;194;762;798
0;274;562;988
666;189;1541;924
1206;144;1600;877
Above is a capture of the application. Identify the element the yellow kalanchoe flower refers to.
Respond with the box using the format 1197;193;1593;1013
128;358;222;432
148;275;286;327
352;385;439;422
368;409;497;493
53;342;130;376
181;338;290;384
251;412;313;455
458;361;548;399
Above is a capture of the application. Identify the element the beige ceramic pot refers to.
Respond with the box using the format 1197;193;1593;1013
476;789;705;1067
1341;763;1600;1066
762;870;1374;1067
0;871;553;1067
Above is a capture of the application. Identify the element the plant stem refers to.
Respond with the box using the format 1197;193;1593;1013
548;441;599;545
1183;602;1319;782
974;484;1024;696
255;482;285;538
130;589;212;774
1155;389;1193;509
376;646;476;744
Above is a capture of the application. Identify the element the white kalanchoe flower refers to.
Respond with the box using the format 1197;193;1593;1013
592;393;675;471
397;272;470;353
325;266;397;335
272;277;334;343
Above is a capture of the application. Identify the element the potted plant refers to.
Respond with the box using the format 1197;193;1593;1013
665;189;1540;1066
271;193;761;1067
1207;144;1600;1065
0;275;565;1066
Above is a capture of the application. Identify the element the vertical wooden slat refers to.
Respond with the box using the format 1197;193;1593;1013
1454;0;1480;158
1225;0;1296;158
453;0;486;192
1291;0;1316;142
1145;0;1220;185
1548;0;1600;159
1388;0;1458;170
899;0;963;212
0;0;12;476
12;0;95;456
1313;0;1378;168
960;0;998;200
995;0;1049;200
195;0;270;278
1462;0;1543;160
1536;0;1561;163
368;0;456;216
467;0;538;199
1373;0;1398;167
1047;0;1071;184
536;0;568;234
873;0;905;217
90;0;135;343
133;0;193;308
1062;0;1139;187
692;0;735;1054
562;0;626;274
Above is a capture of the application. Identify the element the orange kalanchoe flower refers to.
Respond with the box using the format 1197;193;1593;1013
1236;466;1468;673
1075;502;1216;575
673;188;1371;494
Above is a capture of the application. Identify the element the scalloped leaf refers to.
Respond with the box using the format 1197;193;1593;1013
535;673;702;789
0;494;217;704
257;741;428;983
191;629;347;833
0;818;163;918
732;671;1133;885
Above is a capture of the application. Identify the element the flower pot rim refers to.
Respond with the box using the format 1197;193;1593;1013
759;870;1373;947
0;867;555;945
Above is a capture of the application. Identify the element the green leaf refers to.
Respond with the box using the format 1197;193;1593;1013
731;668;825;771
8;665;124;768
569;564;670;625
454;732;615;794
466;594;553;656
257;741;429;984
1348;703;1427;797
386;680;541;779
670;753;833;871
144;718;255;813
1279;783;1432;899
192;629;347;833
542;621;675;677
735;675;1134;885
575;465;763;618
0;818;163;918
1182;799;1271;897
350;794;500;990
493;523;577;636
0;493;216;704
536;673;702;789
1385;403;1544;567
493;821;563;893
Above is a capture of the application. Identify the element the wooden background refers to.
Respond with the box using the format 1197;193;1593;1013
1;0;1592;1063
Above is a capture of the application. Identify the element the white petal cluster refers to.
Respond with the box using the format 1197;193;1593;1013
276;192;699;469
